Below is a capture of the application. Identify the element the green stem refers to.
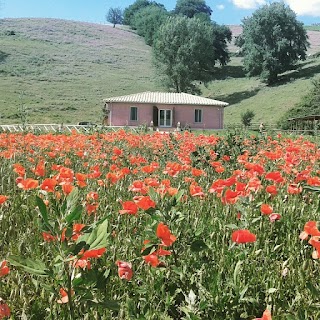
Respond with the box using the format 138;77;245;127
67;266;76;320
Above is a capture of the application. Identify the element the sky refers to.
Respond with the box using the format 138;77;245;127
1;0;320;26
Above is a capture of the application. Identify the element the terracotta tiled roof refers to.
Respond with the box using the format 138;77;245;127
104;92;228;106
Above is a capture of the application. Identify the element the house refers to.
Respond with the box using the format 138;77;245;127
103;92;228;130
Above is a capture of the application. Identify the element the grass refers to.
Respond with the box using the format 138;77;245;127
1;18;320;126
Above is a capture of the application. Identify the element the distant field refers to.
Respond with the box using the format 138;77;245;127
1;18;320;126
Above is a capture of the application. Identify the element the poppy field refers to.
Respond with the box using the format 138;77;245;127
0;129;320;319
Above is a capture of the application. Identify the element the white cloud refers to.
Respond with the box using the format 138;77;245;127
284;0;320;16
217;4;225;10
231;0;266;9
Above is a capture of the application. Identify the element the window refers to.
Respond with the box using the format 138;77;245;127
195;109;202;123
130;106;138;121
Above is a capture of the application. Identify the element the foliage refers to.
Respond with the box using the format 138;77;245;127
236;2;309;85
241;109;255;127
132;5;169;46
174;0;212;18
123;0;165;27
106;7;123;28
1;130;320;319
278;77;320;129
153;16;231;93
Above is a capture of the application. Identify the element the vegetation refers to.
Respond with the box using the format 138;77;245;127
123;0;165;27
278;77;320;129
0;19;320;126
1;130;320;319
132;5;168;46
106;7;124;28
236;2;309;85
241;109;255;128
153;16;231;93
174;0;212;19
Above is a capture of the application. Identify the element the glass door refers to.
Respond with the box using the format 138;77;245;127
159;109;172;127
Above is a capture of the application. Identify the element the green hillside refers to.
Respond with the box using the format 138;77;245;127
0;18;159;124
0;18;320;125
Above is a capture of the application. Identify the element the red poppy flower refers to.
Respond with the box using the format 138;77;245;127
231;230;256;244
42;232;56;242
306;221;320;236
265;171;285;184
116;260;133;280
266;185;277;196
260;204;273;215
62;183;74;195
134;196;156;210
73;258;91;270
57;288;74;304
17;178;39;190
143;253;159;267
189;183;205;197
0;300;11;319
254;309;272;320
156;222;176;246
41;178;58;192
269;213;281;222
0;195;8;205
81;247;106;259
0;260;9;277
13;163;25;176
119;201;138;215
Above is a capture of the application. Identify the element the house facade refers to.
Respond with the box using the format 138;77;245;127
103;92;228;130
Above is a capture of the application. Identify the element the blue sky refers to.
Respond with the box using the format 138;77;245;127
2;0;320;25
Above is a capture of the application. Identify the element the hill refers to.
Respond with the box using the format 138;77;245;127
0;18;159;124
1;18;320;126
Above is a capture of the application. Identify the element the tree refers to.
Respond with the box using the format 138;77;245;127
106;7;123;28
174;0;212;18
123;0;164;27
132;6;168;46
236;3;309;85
153;16;231;93
241;110;255;128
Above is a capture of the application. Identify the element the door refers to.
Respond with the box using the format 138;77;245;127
159;109;172;127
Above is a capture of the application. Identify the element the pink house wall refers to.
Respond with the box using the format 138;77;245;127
108;103;224;129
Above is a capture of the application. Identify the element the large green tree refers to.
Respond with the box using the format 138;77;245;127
153;16;231;93
106;7;123;28
174;0;212;18
123;0;164;27
236;2;309;85
132;5;168;46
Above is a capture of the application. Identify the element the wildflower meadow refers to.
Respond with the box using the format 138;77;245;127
0;129;320;319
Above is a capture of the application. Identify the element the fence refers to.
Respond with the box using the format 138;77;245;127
0;124;140;133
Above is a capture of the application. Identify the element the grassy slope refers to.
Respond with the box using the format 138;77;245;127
0;19;320;125
0;18;159;124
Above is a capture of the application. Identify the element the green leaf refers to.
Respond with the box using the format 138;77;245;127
8;255;50;277
304;185;320;193
233;260;243;285
36;196;50;228
66;187;79;215
77;219;109;250
87;299;120;311
175;189;185;203
141;243;157;256
190;239;208;252
66;204;83;224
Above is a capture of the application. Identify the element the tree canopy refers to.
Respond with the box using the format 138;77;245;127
236;2;309;85
153;16;231;93
132;5;168;46
123;0;165;27
106;7;123;28
174;0;212;18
